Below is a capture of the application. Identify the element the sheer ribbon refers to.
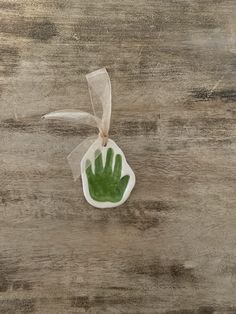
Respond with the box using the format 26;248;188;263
42;68;112;181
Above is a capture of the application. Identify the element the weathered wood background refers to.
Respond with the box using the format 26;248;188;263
0;0;236;313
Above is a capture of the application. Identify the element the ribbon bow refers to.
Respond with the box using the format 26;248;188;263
42;68;112;181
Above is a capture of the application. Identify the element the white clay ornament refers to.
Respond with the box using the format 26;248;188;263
81;138;135;208
42;68;135;208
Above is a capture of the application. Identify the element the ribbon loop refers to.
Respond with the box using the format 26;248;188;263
42;68;112;181
42;109;102;129
86;67;112;138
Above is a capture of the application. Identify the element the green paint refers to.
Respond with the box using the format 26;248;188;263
86;148;130;203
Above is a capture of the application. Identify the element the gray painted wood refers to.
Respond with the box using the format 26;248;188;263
0;0;236;313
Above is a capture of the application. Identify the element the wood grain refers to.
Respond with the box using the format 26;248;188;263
0;0;236;313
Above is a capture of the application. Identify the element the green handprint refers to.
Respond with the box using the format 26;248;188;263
85;148;130;203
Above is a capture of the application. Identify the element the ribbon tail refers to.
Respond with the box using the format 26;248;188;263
67;135;97;181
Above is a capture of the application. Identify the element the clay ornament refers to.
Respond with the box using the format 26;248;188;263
42;68;135;208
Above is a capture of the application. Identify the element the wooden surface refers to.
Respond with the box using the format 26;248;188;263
0;0;236;313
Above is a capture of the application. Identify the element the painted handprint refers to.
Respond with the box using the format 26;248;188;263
85;148;130;203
